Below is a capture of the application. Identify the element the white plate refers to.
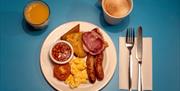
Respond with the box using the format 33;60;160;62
40;21;117;91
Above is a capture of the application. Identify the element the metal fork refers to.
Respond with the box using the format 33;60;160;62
126;28;135;91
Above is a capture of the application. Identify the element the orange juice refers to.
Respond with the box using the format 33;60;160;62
24;1;49;28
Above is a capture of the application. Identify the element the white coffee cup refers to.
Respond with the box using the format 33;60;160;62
101;0;133;25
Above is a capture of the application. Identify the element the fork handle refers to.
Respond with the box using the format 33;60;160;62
128;53;132;91
138;62;142;91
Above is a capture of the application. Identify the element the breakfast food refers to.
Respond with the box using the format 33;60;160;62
50;24;108;89
60;24;86;58
66;32;87;58
65;58;88;88
53;63;71;81
86;54;96;83
95;53;104;81
83;28;107;83
82;28;108;55
51;41;72;62
61;24;80;40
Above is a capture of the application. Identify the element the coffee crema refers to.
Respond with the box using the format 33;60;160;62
104;0;131;17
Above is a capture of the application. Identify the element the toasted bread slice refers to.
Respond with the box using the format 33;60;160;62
66;32;87;58
61;24;80;40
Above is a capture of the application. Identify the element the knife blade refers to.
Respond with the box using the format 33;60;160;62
136;26;143;62
136;26;143;91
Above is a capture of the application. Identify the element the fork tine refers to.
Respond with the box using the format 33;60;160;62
126;28;129;43
129;28;131;42
133;28;135;43
130;28;133;43
131;28;134;43
128;28;130;43
126;28;134;43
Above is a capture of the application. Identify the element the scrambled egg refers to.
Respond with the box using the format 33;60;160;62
65;58;88;88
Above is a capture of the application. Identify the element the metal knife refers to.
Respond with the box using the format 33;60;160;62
136;26;143;91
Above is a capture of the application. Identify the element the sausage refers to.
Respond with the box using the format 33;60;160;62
86;54;96;83
95;52;104;81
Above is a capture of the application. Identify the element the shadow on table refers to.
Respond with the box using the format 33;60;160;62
95;1;129;33
120;89;152;91
21;18;47;36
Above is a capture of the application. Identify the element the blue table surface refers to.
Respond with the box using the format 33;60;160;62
0;0;180;91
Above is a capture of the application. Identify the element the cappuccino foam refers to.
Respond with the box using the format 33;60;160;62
104;0;131;17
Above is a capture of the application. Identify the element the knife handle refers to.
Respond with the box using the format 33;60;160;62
138;62;142;91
